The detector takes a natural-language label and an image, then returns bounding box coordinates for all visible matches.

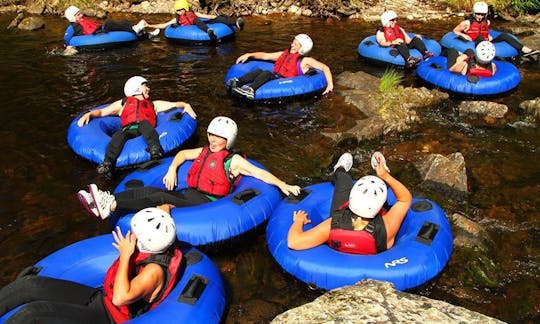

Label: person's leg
[114,187,206,213]
[212,15,236,26]
[103,129,133,167]
[329,170,354,218]
[395,43,410,60]
[236,68,264,85]
[491,32,528,52]
[137,121,162,159]
[446,48,460,69]
[193,18,217,41]
[102,19,134,32]
[5,297,110,324]
[250,70,277,90]
[182,188,213,205]
[0,275,98,316]
[409,36,429,55]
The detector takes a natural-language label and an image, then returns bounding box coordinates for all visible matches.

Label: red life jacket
[77,17,102,35]
[383,24,405,42]
[466,16,489,41]
[467,65,493,77]
[273,49,303,78]
[186,146,235,197]
[327,201,386,255]
[102,246,182,323]
[120,97,156,128]
[177,11,198,26]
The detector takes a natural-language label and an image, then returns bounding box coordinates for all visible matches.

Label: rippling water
[0,13,538,323]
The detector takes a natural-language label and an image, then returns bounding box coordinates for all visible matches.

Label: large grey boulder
[272,279,505,323]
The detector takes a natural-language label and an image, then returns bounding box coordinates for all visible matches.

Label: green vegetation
[377,68,414,134]
[446,0,540,15]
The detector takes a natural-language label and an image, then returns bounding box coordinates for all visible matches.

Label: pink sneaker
[77,190,100,219]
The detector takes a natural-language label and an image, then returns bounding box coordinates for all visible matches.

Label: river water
[0,13,538,323]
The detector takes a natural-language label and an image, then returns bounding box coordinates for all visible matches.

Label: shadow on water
[0,13,538,323]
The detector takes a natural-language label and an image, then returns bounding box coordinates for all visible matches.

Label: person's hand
[322,84,333,96]
[415,34,423,40]
[293,210,311,225]
[63,46,77,56]
[162,169,178,191]
[183,104,197,119]
[392,38,404,45]
[77,112,91,127]
[236,53,251,64]
[280,183,301,196]
[371,151,390,177]
[112,226,136,260]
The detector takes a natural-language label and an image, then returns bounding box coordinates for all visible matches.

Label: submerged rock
[272,280,505,323]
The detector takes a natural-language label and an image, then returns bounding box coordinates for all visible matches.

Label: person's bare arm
[453,20,472,41]
[77,100,123,127]
[287,211,331,250]
[301,57,333,95]
[162,147,203,190]
[230,155,301,196]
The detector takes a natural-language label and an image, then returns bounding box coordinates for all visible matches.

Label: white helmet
[295,34,313,55]
[381,10,398,28]
[207,116,238,149]
[65,6,80,23]
[475,41,496,64]
[123,76,148,97]
[349,175,387,219]
[131,208,176,254]
[473,1,488,14]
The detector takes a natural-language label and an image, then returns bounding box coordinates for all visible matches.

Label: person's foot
[148,29,160,38]
[406,56,422,68]
[132,20,145,35]
[371,151,390,173]
[77,190,100,219]
[236,17,245,30]
[522,49,539,58]
[88,184,115,220]
[423,51,434,60]
[227,77,239,89]
[148,145,162,160]
[97,162,114,179]
[207,28,217,42]
[233,85,255,99]
[333,153,353,172]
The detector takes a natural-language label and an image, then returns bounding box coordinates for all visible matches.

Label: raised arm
[162,147,203,190]
[230,155,301,196]
[373,155,412,248]
[111,227,163,306]
[301,57,333,95]
[235,51,283,64]
[77,100,123,127]
[153,100,197,118]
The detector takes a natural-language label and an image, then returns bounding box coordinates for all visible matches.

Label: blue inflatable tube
[357,33,442,66]
[224,60,328,102]
[416,56,521,96]
[64,25,138,49]
[440,30,519,58]
[266,182,454,291]
[112,156,282,247]
[0,235,226,323]
[67,105,197,168]
[164,22,235,45]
